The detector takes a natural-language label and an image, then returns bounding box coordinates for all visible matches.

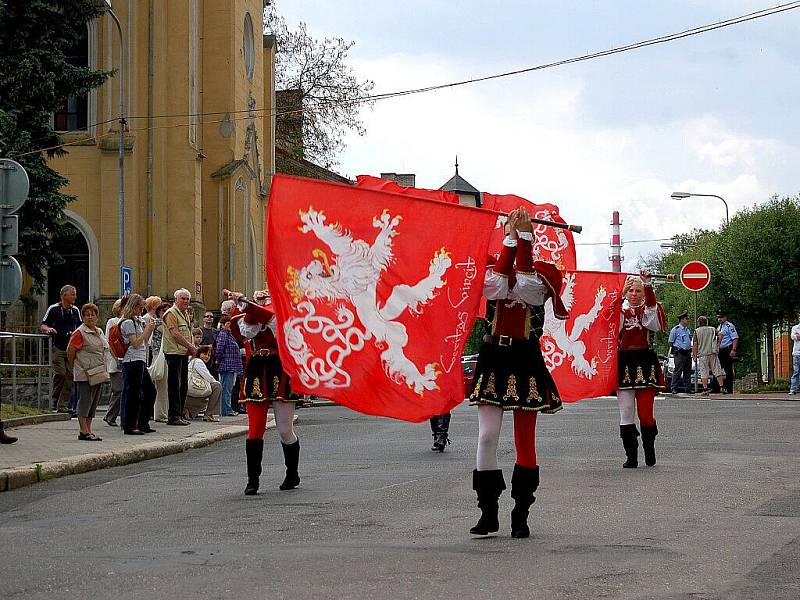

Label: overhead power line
[10,1,800,159]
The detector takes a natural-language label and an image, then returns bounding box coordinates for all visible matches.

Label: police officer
[668,311,693,393]
[716,310,738,394]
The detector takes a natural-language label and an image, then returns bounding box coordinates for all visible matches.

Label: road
[1,397,798,600]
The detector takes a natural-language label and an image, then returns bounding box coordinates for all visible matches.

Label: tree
[265,4,375,169]
[0,0,110,293]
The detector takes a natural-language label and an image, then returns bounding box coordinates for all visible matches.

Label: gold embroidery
[622,366,631,385]
[524,307,531,339]
[648,365,657,383]
[635,366,645,384]
[273,376,281,396]
[251,378,262,399]
[527,377,543,403]
[503,374,519,403]
[484,372,498,398]
[469,373,484,399]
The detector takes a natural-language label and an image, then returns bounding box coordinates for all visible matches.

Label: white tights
[617,389,637,425]
[476,404,503,471]
[272,400,298,445]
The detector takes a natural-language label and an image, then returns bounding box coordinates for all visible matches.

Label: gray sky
[277,1,800,271]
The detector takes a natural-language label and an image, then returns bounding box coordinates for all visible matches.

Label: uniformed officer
[668,311,693,393]
[716,310,738,394]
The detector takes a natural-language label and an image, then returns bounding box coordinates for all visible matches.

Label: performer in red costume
[226,288,301,495]
[616,272,666,468]
[467,208,569,538]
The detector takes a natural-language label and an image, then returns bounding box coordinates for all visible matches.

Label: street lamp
[104,1,126,294]
[671,191,729,225]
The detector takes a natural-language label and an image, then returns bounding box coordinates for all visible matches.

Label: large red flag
[482,193,577,271]
[266,175,497,422]
[541,271,629,402]
[356,175,460,204]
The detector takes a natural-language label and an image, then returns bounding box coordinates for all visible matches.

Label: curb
[0,424,250,493]
[3,412,71,429]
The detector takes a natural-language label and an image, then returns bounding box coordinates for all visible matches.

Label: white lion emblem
[284,207,452,395]
[542,273,607,378]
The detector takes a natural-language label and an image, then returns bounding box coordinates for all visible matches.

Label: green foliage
[0,0,111,293]
[740,378,790,394]
[464,318,488,356]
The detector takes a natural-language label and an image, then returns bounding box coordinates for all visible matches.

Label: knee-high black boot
[620,424,639,469]
[279,438,301,490]
[641,423,658,466]
[244,438,264,495]
[431,413,452,452]
[469,469,506,536]
[510,464,539,539]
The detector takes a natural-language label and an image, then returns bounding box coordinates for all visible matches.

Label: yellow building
[45,0,275,315]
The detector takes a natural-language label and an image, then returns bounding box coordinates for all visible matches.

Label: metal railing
[0,331,52,411]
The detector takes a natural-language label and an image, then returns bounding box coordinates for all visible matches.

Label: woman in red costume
[467,208,569,538]
[616,272,666,468]
[226,289,301,495]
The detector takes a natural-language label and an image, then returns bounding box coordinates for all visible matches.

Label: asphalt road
[1,397,798,600]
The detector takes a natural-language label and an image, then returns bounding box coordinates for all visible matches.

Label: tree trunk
[766,318,775,384]
[754,323,763,384]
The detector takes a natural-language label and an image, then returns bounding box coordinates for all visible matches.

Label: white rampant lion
[286,207,452,395]
[542,272,607,378]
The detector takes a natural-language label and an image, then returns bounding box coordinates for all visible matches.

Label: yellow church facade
[46,0,275,314]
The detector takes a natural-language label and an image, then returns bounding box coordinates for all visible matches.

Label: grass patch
[0,404,50,420]
[740,378,791,394]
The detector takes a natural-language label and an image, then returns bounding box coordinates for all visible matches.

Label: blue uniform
[717,321,738,349]
[668,324,692,351]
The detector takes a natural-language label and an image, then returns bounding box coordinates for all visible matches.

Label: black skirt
[468,340,562,413]
[617,348,665,390]
[243,354,299,403]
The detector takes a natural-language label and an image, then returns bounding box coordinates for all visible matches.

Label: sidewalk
[0,411,252,493]
[667,391,798,401]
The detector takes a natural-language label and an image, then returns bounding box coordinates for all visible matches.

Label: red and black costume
[232,297,301,495]
[467,232,568,538]
[616,281,666,468]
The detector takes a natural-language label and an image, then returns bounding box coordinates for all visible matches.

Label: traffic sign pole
[680,261,712,393]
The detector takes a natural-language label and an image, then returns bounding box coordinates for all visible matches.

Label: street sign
[680,260,711,292]
[0,215,19,255]
[120,266,132,295]
[0,159,30,215]
[0,257,23,305]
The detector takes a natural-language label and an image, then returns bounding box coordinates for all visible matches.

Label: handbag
[86,364,110,387]
[148,338,166,382]
[189,360,212,397]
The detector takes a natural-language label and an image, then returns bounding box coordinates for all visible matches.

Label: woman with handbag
[119,294,158,435]
[147,302,171,422]
[67,303,110,441]
[185,346,221,421]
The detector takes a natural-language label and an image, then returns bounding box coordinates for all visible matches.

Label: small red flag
[482,193,577,271]
[266,175,497,422]
[541,271,629,402]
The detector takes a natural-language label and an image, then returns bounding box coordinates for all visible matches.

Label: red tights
[513,410,538,468]
[636,389,657,427]
[246,402,269,440]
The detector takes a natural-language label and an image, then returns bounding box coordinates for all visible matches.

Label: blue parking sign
[120,266,132,295]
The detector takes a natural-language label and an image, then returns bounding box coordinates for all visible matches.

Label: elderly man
[41,285,82,414]
[162,288,198,426]
[668,311,693,393]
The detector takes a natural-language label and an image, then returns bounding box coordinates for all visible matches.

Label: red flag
[266,175,497,422]
[541,271,629,402]
[482,193,576,271]
[356,175,459,204]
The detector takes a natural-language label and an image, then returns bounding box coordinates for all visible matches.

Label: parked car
[660,353,700,393]
[462,354,478,390]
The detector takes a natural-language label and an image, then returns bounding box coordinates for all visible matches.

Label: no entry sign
[680,260,711,292]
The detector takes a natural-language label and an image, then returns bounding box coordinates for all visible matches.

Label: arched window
[243,12,255,81]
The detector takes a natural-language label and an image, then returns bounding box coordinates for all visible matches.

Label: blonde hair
[623,275,644,296]
[145,295,162,312]
[111,298,123,317]
[121,294,145,321]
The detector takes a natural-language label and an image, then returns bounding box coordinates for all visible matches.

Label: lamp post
[671,191,729,226]
[105,1,126,294]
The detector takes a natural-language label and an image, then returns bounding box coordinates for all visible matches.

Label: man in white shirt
[790,321,800,395]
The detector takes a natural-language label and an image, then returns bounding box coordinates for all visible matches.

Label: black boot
[0,422,17,445]
[430,413,452,452]
[510,464,539,539]
[469,469,506,537]
[641,423,658,466]
[279,438,301,490]
[620,424,639,469]
[244,438,263,495]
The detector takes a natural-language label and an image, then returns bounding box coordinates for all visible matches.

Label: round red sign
[680,260,711,292]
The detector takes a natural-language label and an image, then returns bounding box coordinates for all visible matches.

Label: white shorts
[699,354,724,380]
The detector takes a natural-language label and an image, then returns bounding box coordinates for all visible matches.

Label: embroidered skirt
[243,354,299,403]
[617,348,665,390]
[468,340,562,413]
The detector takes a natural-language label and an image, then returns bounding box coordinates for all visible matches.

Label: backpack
[108,319,130,359]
